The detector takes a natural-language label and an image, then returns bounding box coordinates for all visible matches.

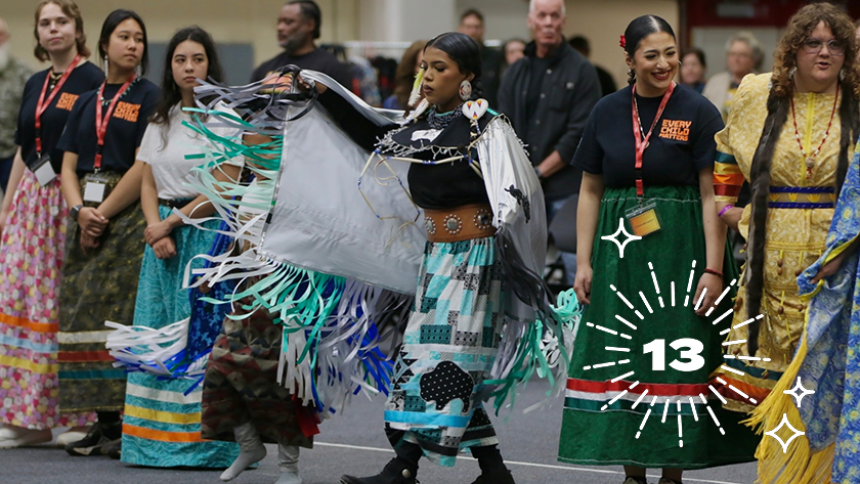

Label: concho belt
[423,203,496,242]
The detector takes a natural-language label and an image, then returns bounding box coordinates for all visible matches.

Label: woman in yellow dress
[710,3,859,413]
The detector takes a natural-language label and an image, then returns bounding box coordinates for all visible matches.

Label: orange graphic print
[55,92,80,111]
[113,102,140,123]
[659,119,691,142]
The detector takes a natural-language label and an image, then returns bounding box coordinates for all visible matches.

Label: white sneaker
[0,425,53,448]
[55,426,91,447]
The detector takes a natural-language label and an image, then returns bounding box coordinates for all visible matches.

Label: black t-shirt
[317,89,489,210]
[400,116,490,210]
[573,84,724,188]
[58,78,160,175]
[15,62,104,173]
[250,48,353,88]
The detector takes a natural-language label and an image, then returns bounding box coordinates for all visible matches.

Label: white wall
[457,0,531,42]
[3,0,360,70]
[4,0,679,88]
[358,0,457,41]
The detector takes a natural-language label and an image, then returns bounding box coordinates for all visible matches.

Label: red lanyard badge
[631,82,675,197]
[34,54,81,155]
[94,74,136,171]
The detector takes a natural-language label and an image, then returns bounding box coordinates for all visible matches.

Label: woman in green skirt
[558,15,758,484]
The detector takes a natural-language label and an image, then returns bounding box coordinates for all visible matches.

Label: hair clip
[620,35,627,49]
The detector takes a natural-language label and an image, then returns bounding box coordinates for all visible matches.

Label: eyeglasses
[803,38,845,56]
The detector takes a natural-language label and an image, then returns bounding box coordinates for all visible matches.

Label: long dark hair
[98,9,149,75]
[623,15,676,85]
[743,3,860,356]
[151,26,224,129]
[424,32,483,100]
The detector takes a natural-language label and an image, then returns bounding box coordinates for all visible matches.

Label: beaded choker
[427,105,464,130]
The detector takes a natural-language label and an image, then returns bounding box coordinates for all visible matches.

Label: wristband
[534,166,542,178]
[718,205,734,218]
[704,268,724,278]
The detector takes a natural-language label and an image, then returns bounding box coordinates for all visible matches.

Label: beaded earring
[459,80,472,101]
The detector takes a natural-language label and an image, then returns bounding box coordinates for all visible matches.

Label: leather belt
[158,198,193,209]
[424,203,496,243]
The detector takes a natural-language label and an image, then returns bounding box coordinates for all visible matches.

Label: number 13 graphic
[643,338,705,372]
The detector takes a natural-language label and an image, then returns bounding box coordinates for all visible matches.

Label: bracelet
[704,268,724,278]
[534,166,542,178]
[718,205,735,218]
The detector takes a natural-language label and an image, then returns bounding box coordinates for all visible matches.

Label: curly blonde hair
[771,2,860,98]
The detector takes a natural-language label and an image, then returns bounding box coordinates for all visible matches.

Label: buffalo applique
[419,361,475,412]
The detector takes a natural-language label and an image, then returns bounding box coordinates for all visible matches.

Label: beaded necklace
[99,77,139,105]
[427,104,464,130]
[790,83,839,181]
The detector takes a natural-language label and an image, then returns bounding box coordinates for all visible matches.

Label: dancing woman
[711,3,859,415]
[713,4,860,484]
[308,33,558,484]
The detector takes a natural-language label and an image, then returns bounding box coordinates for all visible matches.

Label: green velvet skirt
[558,185,758,469]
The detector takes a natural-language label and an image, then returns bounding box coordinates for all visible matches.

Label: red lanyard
[631,82,675,197]
[94,74,136,170]
[34,54,81,155]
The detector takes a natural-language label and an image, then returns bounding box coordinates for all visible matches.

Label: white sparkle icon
[601,218,642,259]
[783,377,815,408]
[764,413,805,453]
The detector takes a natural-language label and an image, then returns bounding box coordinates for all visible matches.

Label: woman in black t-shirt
[557,16,757,484]
[0,0,103,450]
[56,8,159,458]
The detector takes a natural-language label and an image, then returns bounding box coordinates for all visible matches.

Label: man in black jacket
[498,0,600,286]
[250,0,352,87]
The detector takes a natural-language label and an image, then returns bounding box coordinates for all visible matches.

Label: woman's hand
[719,207,743,232]
[811,250,851,284]
[78,207,108,238]
[144,220,174,246]
[693,273,723,316]
[573,264,594,305]
[152,236,177,260]
[80,231,100,254]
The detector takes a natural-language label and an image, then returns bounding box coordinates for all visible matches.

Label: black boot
[340,429,421,484]
[340,457,418,484]
[469,445,515,484]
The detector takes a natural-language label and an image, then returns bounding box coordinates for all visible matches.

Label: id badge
[625,201,661,237]
[33,154,57,187]
[83,173,108,203]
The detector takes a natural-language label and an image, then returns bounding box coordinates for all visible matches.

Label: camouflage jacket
[0,56,34,157]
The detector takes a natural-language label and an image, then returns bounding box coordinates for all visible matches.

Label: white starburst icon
[764,413,805,453]
[783,377,815,408]
[601,218,642,259]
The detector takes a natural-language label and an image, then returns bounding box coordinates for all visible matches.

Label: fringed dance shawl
[108,69,580,416]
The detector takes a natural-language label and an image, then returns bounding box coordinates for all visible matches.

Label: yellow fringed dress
[711,73,839,411]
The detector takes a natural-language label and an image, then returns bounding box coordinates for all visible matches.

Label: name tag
[625,202,661,237]
[33,154,57,187]
[82,173,109,203]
